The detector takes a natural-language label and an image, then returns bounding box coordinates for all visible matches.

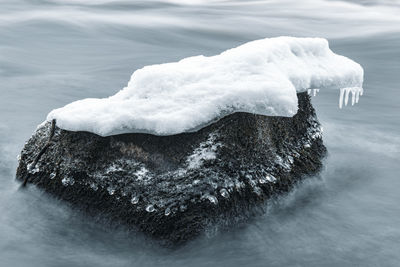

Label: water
[1,0,399,266]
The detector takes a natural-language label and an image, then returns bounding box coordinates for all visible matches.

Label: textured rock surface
[16,92,326,245]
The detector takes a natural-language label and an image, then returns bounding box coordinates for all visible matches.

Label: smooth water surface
[0,0,399,266]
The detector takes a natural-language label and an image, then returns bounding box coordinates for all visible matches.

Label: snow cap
[47,37,363,136]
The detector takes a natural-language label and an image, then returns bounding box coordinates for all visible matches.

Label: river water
[0,0,399,266]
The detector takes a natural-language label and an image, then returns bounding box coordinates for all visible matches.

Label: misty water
[1,0,399,266]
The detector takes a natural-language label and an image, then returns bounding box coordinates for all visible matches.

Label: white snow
[47,37,364,136]
[186,133,221,169]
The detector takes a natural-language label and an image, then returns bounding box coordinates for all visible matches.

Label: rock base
[16,92,326,245]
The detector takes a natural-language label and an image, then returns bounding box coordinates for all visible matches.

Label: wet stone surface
[16,92,326,245]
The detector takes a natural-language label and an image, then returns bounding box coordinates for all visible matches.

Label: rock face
[16,92,326,245]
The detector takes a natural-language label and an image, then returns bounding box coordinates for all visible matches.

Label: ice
[308,88,322,97]
[339,87,364,108]
[254,187,263,196]
[107,186,116,195]
[90,182,98,191]
[61,176,75,186]
[47,37,364,136]
[164,207,171,216]
[220,188,229,198]
[27,162,39,174]
[130,196,139,204]
[201,194,218,204]
[265,174,277,183]
[134,166,149,181]
[146,204,155,213]
[180,205,187,212]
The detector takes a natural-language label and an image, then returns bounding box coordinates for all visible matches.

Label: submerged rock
[16,92,326,245]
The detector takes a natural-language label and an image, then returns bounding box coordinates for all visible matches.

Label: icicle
[344,88,350,106]
[307,89,312,95]
[339,87,363,109]
[339,88,345,109]
[355,90,360,103]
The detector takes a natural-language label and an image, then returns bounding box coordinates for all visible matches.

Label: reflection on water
[0,0,399,266]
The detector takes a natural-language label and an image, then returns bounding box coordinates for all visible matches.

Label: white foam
[47,37,363,136]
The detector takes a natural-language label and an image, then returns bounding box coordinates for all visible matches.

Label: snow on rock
[186,133,221,169]
[47,37,364,136]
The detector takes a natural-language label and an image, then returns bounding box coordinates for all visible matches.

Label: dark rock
[16,92,326,245]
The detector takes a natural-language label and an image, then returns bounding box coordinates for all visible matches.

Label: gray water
[1,0,400,266]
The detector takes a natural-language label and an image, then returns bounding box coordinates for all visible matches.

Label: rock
[16,92,326,245]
